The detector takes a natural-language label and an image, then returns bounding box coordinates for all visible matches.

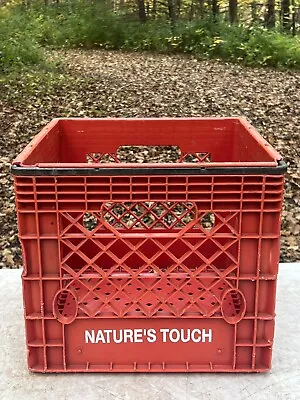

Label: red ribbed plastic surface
[12,118,285,373]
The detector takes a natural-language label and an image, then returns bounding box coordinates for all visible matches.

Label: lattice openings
[59,205,239,319]
[102,201,196,230]
[86,146,211,164]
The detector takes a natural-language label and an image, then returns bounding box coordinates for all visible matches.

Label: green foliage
[171,21,300,68]
[0,1,300,73]
[0,7,45,71]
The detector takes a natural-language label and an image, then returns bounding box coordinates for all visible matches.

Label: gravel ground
[0,49,299,267]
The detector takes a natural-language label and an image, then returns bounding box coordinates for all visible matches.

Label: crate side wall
[14,173,284,373]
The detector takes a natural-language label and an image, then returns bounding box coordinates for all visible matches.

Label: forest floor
[0,49,299,267]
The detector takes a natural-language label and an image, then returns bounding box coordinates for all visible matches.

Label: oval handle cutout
[53,289,78,324]
[221,288,246,324]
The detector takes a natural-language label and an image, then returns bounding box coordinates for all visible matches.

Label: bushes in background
[0,1,300,72]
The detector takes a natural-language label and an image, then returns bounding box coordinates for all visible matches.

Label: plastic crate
[12,118,286,373]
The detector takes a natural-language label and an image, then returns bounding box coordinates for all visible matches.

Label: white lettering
[202,329,212,343]
[181,329,191,343]
[169,329,180,343]
[85,330,95,344]
[134,329,143,343]
[147,329,156,343]
[123,329,133,343]
[113,329,123,344]
[160,328,169,343]
[191,328,202,343]
[84,328,213,344]
[104,329,112,343]
[95,330,105,344]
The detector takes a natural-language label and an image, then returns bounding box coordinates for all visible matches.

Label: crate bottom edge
[29,364,271,373]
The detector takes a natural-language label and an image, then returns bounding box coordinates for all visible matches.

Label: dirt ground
[0,50,299,267]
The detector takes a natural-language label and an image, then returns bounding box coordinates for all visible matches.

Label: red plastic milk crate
[12,118,286,373]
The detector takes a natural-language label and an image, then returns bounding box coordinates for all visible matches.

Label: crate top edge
[11,160,287,176]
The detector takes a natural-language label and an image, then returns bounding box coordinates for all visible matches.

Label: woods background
[17,0,300,34]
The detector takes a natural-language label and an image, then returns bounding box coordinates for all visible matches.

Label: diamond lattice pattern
[60,204,239,318]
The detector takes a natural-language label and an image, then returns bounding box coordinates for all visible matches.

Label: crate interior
[15,118,278,166]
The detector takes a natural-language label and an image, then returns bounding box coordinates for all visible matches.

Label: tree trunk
[136,0,147,22]
[281,0,290,30]
[176,0,182,17]
[229,0,238,23]
[265,0,275,27]
[198,0,205,18]
[152,0,157,16]
[211,0,219,19]
[251,2,258,23]
[189,0,195,20]
[167,0,177,24]
[291,0,296,35]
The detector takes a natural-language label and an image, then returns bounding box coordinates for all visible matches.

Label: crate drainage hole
[221,289,246,324]
[53,289,78,324]
[83,212,99,231]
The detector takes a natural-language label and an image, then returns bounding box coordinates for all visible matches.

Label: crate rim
[11,117,286,176]
[11,160,287,176]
